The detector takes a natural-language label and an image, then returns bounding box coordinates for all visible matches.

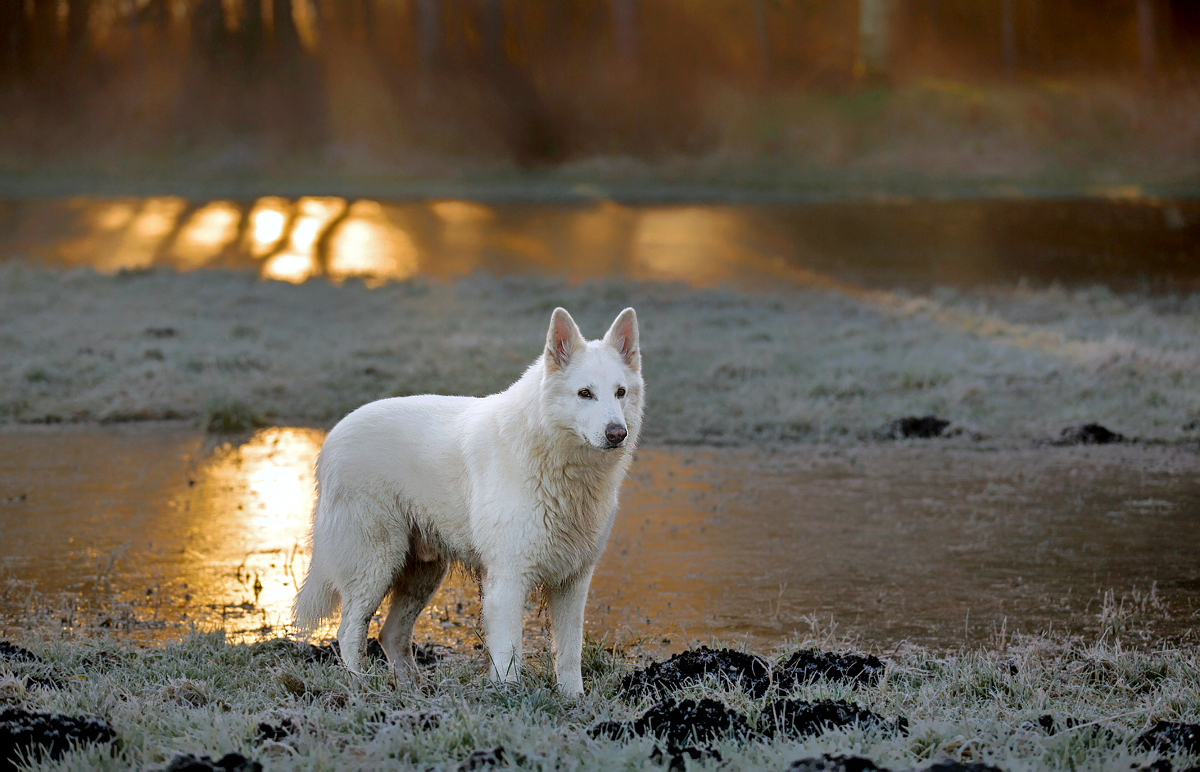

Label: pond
[1,196,1198,292]
[2,425,1197,652]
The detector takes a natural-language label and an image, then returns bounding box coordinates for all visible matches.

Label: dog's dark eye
[616,387,626,398]
[578,388,593,400]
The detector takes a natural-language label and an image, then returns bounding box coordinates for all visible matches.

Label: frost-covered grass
[1,265,1198,445]
[1,629,1198,771]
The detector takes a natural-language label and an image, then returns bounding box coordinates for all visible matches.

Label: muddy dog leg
[379,555,449,674]
[336,570,394,675]
[548,567,594,696]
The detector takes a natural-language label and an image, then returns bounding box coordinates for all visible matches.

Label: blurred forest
[1,0,1199,189]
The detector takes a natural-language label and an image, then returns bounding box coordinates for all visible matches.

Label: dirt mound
[1137,721,1200,754]
[1057,423,1125,445]
[455,746,508,771]
[786,757,1005,772]
[759,699,908,739]
[620,647,772,698]
[164,753,262,772]
[888,416,950,439]
[651,743,721,771]
[0,708,117,768]
[778,650,887,687]
[788,756,889,772]
[591,697,753,747]
[0,642,39,662]
[255,718,299,743]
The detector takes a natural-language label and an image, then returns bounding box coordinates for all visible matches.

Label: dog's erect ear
[545,307,586,372]
[603,307,640,371]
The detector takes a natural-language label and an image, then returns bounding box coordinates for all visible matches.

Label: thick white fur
[292,307,643,695]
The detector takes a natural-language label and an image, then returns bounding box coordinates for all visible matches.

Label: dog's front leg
[548,567,594,696]
[482,571,528,684]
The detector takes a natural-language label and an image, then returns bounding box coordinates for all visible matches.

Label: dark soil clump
[591,697,753,747]
[1058,423,1125,445]
[651,743,721,771]
[1137,721,1200,754]
[759,699,908,739]
[0,708,117,768]
[778,649,887,688]
[888,416,950,439]
[0,642,39,662]
[787,755,890,771]
[455,746,508,771]
[255,719,298,743]
[164,752,262,772]
[620,646,772,698]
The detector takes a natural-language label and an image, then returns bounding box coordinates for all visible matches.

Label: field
[1,265,1199,445]
[2,266,1199,770]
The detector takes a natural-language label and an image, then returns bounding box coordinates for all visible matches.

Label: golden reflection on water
[33,196,772,290]
[171,201,241,268]
[327,200,419,286]
[632,207,744,283]
[261,196,347,283]
[246,197,290,257]
[177,427,322,635]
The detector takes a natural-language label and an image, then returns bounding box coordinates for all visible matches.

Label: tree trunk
[609,0,637,73]
[414,0,442,70]
[272,0,300,53]
[1137,0,1156,77]
[857,0,890,78]
[753,0,770,77]
[32,0,56,67]
[1001,0,1016,78]
[66,0,91,59]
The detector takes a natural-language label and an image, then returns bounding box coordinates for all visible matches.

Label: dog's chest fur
[524,457,619,580]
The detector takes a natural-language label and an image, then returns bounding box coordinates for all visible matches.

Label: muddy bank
[1,266,1198,445]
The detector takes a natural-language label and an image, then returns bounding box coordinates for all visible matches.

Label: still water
[1,197,1198,291]
[2,425,1197,652]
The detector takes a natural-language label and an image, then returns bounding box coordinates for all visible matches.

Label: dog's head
[541,307,643,452]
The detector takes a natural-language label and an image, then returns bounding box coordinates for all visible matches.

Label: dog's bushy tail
[292,569,340,636]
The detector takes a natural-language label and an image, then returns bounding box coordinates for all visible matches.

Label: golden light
[171,200,241,268]
[632,207,742,284]
[262,252,317,284]
[291,0,320,51]
[258,197,346,283]
[246,197,290,257]
[327,200,420,286]
[430,200,493,224]
[99,196,187,272]
[92,201,137,231]
[182,427,324,636]
[288,197,347,253]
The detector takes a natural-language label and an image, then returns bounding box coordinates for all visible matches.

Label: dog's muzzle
[603,423,628,448]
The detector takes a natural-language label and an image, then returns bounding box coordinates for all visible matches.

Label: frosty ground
[2,266,1199,770]
[1,265,1198,445]
[2,628,1199,772]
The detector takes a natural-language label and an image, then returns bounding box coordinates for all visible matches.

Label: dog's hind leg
[379,554,448,675]
[336,570,395,675]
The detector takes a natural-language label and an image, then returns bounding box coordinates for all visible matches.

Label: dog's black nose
[604,423,627,446]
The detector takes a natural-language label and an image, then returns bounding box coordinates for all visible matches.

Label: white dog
[292,307,643,695]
